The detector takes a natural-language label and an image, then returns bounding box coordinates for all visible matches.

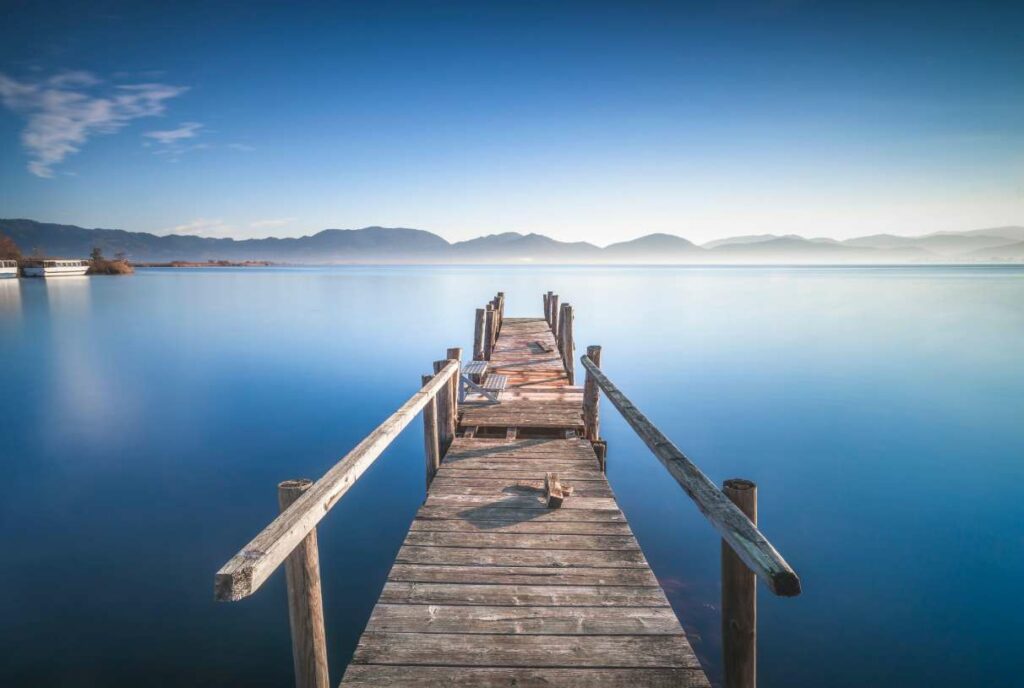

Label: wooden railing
[214,355,461,688]
[580,350,800,687]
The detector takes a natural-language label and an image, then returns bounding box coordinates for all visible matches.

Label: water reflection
[41,275,92,315]
[0,279,21,315]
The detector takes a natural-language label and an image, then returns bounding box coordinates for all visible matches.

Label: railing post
[432,360,453,455]
[446,347,462,441]
[473,308,485,361]
[549,293,560,337]
[583,345,601,441]
[483,304,496,360]
[722,478,757,688]
[277,479,329,688]
[560,303,574,384]
[422,374,440,488]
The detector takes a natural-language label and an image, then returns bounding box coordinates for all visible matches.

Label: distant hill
[965,239,1024,259]
[1,218,1022,264]
[603,233,703,261]
[842,232,1017,256]
[451,233,602,262]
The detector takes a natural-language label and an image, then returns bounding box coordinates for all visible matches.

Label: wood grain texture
[723,479,757,688]
[277,480,329,688]
[215,360,459,601]
[579,354,801,597]
[341,666,710,687]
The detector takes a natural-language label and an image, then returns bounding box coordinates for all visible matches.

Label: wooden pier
[216,292,800,688]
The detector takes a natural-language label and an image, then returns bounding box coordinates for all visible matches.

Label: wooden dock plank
[407,518,634,535]
[352,632,703,668]
[386,564,660,587]
[377,582,670,607]
[365,604,685,635]
[341,666,710,687]
[340,315,709,687]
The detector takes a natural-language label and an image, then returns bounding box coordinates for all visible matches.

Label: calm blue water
[1,266,1022,687]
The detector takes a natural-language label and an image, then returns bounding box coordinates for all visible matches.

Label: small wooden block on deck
[545,471,573,508]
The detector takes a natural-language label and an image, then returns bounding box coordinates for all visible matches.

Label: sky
[0,0,1021,244]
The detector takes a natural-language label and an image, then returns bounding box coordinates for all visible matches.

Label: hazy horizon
[1,1,1022,244]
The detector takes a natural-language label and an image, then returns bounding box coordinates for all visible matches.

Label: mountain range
[2,218,1023,264]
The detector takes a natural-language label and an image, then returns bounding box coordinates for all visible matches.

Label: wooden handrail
[215,360,460,601]
[579,355,801,597]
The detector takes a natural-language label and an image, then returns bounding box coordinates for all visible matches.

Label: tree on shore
[0,233,21,260]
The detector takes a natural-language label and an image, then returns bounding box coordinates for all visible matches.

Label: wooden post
[549,294,559,337]
[560,303,574,384]
[497,292,505,334]
[722,478,757,688]
[483,304,495,360]
[543,292,550,324]
[422,374,441,488]
[446,347,462,441]
[473,308,485,361]
[433,360,453,454]
[277,479,329,688]
[593,440,607,473]
[583,345,601,441]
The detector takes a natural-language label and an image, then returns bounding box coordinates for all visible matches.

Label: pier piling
[722,479,758,688]
[277,479,329,688]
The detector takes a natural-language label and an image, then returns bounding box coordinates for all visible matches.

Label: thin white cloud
[249,217,297,229]
[144,121,203,145]
[160,218,234,237]
[0,70,187,178]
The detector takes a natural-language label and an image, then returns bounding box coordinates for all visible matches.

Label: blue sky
[0,0,1021,243]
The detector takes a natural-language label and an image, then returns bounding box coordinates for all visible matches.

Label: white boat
[0,259,17,278]
[22,259,90,278]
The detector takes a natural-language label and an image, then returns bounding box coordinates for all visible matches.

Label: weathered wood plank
[402,531,640,551]
[386,564,659,586]
[341,665,711,687]
[408,518,633,535]
[352,632,702,668]
[428,479,611,498]
[395,545,648,568]
[436,468,606,480]
[579,355,801,597]
[378,582,670,606]
[416,504,626,522]
[423,494,618,510]
[214,360,459,601]
[365,604,684,635]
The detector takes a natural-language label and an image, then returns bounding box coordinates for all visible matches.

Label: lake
[1,266,1022,687]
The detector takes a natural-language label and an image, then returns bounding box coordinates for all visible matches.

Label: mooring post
[722,478,757,688]
[432,360,453,454]
[483,304,496,360]
[496,292,505,335]
[560,303,574,384]
[277,479,329,688]
[422,374,441,488]
[543,292,550,324]
[583,345,601,441]
[549,293,560,337]
[473,308,485,361]
[593,440,608,473]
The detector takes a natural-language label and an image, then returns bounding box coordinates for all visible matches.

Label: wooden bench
[460,372,507,403]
